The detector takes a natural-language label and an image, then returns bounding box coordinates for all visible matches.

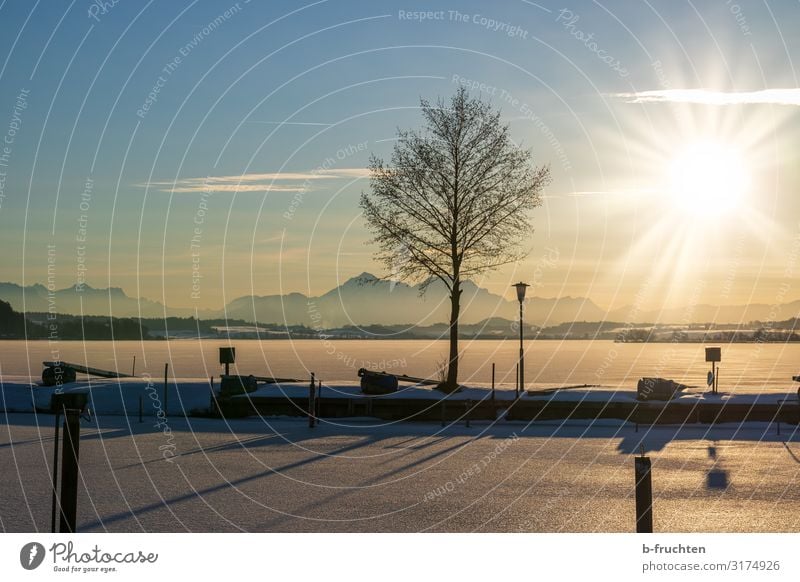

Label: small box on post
[705,347,722,394]
[219,347,236,376]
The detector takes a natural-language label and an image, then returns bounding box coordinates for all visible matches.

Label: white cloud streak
[140,168,371,194]
[616,88,800,106]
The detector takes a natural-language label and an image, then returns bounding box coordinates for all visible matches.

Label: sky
[0,0,799,315]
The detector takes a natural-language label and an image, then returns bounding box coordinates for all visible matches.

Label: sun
[667,141,750,216]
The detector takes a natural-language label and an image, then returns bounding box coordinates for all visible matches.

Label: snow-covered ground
[1,413,798,532]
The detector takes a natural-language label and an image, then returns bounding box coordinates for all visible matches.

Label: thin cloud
[168,184,306,193]
[139,168,371,194]
[616,88,800,106]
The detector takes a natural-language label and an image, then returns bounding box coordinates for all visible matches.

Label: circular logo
[20,542,46,570]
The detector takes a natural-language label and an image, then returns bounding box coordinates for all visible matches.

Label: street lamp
[513,282,529,398]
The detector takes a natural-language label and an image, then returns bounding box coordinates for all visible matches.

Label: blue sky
[1,0,798,312]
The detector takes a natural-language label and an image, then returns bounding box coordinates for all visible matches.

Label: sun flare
[667,141,750,216]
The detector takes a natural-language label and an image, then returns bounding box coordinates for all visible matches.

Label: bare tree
[360,87,550,391]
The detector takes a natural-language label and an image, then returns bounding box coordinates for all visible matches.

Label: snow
[1,376,214,415]
[2,375,797,416]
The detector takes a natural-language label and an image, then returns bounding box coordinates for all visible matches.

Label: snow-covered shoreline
[1,375,796,417]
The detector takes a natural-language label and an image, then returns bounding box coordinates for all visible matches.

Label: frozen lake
[1,339,798,392]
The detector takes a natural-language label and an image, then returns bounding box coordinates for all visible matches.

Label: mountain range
[1,275,798,327]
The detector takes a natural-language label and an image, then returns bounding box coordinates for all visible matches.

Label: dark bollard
[138,396,143,423]
[59,409,81,533]
[209,376,215,414]
[465,399,471,428]
[50,407,62,533]
[163,363,169,417]
[491,363,496,405]
[308,373,316,428]
[316,379,322,420]
[440,400,446,428]
[634,455,654,533]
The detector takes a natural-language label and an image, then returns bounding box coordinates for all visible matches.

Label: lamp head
[513,282,529,303]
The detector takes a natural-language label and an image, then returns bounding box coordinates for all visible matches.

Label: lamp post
[513,282,529,398]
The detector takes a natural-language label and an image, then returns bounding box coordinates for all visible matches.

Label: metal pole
[163,363,169,417]
[491,363,495,405]
[634,455,654,533]
[308,373,316,428]
[209,376,215,413]
[138,396,143,423]
[519,300,524,396]
[50,407,62,533]
[58,409,81,533]
[316,378,322,420]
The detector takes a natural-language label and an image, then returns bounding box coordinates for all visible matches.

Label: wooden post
[209,376,215,413]
[163,363,169,417]
[50,407,62,533]
[316,379,322,420]
[491,363,496,405]
[131,355,136,377]
[308,373,316,428]
[635,455,654,533]
[58,409,81,533]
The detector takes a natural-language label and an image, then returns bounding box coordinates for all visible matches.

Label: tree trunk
[443,282,461,392]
